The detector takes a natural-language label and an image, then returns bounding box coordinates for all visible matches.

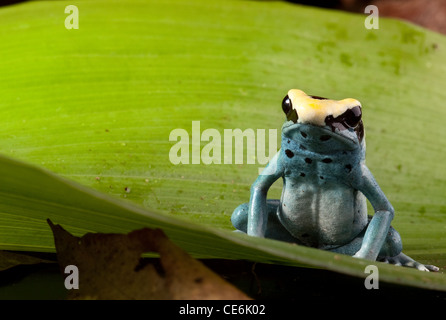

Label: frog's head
[281,89,364,153]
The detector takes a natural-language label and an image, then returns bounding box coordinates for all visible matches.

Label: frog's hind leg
[376,225,439,271]
[335,220,440,272]
[231,201,251,233]
[231,200,299,243]
[379,252,439,272]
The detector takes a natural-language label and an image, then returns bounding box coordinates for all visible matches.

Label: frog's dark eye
[324,105,363,142]
[282,95,292,114]
[343,106,362,128]
[282,95,298,123]
[325,106,362,130]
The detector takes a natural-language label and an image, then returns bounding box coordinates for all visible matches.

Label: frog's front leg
[246,152,284,237]
[352,165,395,261]
[231,199,299,243]
[231,200,279,234]
[352,165,439,271]
[231,152,287,239]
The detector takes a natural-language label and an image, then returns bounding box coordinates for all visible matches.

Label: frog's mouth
[282,122,361,152]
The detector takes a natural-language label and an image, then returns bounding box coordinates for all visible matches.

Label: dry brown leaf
[47,219,250,300]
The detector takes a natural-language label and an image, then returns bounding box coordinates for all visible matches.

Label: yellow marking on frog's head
[287,89,361,126]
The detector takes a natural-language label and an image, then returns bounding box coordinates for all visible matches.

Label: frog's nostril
[320,135,331,141]
[300,131,307,138]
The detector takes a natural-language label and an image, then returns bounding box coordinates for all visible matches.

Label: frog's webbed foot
[379,252,439,272]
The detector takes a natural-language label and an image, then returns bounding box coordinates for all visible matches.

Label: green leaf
[0,0,445,291]
[0,153,446,292]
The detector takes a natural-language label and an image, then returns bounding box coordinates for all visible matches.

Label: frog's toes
[417,264,440,272]
[379,253,439,272]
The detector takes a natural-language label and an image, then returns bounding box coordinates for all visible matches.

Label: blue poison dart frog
[231,89,439,272]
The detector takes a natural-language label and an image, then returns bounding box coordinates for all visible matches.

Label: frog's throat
[282,122,360,151]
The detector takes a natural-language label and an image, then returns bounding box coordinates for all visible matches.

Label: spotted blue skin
[231,99,438,271]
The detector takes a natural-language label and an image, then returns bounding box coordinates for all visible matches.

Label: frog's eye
[282,95,298,123]
[325,106,362,130]
[282,95,292,114]
[325,105,364,141]
[343,106,362,128]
